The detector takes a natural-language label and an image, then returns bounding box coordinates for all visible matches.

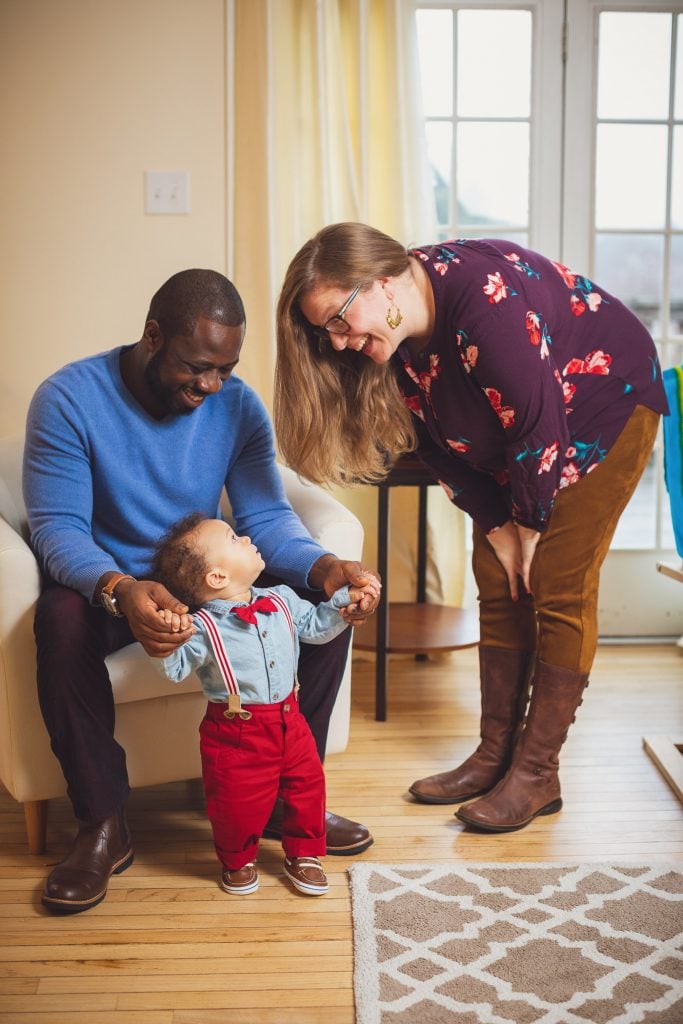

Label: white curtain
[226,0,467,607]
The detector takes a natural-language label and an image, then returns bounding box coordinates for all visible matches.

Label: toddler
[151,513,363,897]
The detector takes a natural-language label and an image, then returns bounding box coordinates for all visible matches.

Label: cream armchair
[0,433,363,855]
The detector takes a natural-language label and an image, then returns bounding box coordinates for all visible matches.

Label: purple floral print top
[395,239,668,533]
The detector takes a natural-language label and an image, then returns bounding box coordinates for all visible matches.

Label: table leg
[416,483,428,663]
[375,484,389,721]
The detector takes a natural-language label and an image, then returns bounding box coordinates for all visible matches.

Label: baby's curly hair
[151,513,211,610]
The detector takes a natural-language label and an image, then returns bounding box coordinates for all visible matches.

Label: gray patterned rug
[348,862,683,1024]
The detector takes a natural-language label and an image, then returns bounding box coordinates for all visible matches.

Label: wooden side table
[353,454,479,721]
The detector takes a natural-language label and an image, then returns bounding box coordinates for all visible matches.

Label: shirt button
[262,630,268,637]
[269,661,275,668]
[273,692,279,700]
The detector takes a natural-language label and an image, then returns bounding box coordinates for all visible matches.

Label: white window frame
[413,0,566,255]
[411,0,683,636]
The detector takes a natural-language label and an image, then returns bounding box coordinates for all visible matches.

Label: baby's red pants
[199,692,326,871]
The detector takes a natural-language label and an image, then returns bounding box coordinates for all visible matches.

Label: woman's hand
[486,521,523,600]
[516,524,541,595]
[486,521,540,600]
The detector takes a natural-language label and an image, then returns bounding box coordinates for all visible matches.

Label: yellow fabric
[227,0,465,607]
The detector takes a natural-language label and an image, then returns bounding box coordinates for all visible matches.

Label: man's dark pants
[35,575,351,824]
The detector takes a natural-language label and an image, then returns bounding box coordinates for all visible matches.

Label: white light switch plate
[145,170,191,214]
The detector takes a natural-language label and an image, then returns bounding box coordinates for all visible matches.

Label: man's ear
[142,319,165,354]
[206,567,229,592]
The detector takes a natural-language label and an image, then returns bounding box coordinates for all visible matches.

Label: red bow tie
[231,596,278,625]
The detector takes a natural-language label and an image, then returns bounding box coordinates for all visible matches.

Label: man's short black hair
[147,269,246,340]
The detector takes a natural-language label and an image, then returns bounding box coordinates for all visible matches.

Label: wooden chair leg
[23,799,48,855]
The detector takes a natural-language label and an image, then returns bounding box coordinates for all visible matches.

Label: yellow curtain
[227,0,467,607]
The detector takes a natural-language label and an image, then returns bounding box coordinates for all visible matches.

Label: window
[589,9,682,549]
[414,0,683,633]
[416,6,533,246]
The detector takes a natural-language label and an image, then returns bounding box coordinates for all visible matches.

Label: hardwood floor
[1,644,681,1023]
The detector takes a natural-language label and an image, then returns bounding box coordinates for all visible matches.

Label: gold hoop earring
[386,303,403,330]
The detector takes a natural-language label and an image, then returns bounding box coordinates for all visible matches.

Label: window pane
[458,228,529,248]
[594,234,663,336]
[673,126,683,230]
[456,122,529,227]
[425,121,452,225]
[595,125,668,230]
[670,234,683,338]
[416,9,453,117]
[675,14,683,120]
[612,456,656,549]
[661,496,676,551]
[457,10,531,118]
[597,13,671,120]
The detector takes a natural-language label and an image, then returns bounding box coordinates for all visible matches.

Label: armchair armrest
[0,514,45,800]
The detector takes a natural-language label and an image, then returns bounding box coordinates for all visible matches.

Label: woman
[274,222,668,833]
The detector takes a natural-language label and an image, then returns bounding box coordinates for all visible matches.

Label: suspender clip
[224,692,252,720]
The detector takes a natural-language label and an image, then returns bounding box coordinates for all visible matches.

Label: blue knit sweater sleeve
[23,375,121,599]
[223,393,332,587]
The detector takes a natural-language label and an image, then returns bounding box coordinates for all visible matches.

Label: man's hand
[115,579,195,657]
[309,555,382,623]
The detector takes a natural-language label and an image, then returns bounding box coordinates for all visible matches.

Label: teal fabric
[663,366,683,557]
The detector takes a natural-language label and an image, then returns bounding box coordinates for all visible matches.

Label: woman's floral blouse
[396,239,668,533]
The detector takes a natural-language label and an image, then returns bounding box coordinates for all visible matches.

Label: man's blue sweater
[23,346,328,601]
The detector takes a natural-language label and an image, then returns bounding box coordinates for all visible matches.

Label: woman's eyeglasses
[313,285,361,345]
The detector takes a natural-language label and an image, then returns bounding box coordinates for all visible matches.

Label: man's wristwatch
[100,573,136,617]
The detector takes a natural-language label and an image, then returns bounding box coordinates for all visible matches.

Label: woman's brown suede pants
[472,405,660,674]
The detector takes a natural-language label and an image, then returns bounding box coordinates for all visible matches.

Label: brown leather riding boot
[42,807,133,914]
[456,660,589,832]
[409,645,533,804]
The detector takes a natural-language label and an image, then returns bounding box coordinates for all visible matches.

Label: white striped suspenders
[194,590,297,720]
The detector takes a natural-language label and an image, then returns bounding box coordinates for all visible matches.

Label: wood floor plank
[0,979,39,994]
[173,1010,350,1024]
[37,970,352,994]
[0,994,117,1012]
[0,1015,172,1024]
[4,956,349,979]
[0,643,681,1024]
[0,940,350,963]
[117,989,355,1010]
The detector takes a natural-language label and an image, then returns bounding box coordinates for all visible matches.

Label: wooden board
[643,735,683,803]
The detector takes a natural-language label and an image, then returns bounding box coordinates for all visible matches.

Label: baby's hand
[346,585,369,606]
[341,581,382,624]
[157,607,193,633]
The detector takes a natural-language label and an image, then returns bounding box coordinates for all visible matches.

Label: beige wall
[0,0,228,437]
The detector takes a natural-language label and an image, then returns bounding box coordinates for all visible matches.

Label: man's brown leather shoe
[322,810,373,855]
[42,808,133,914]
[263,800,373,856]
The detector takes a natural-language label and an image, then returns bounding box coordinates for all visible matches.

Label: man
[23,269,379,915]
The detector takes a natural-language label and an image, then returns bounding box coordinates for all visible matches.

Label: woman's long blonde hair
[274,222,417,486]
